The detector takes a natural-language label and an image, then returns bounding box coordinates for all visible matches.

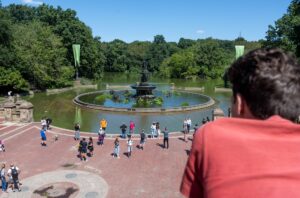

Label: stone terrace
[0,122,193,198]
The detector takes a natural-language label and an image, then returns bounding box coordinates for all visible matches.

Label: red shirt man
[181,116,300,198]
[181,48,300,197]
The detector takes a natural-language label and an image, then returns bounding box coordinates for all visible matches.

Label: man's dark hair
[228,48,300,121]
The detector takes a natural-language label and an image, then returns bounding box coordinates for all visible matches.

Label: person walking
[1,163,7,193]
[7,164,21,192]
[120,123,127,139]
[100,118,107,131]
[113,137,120,158]
[74,123,80,141]
[127,137,133,158]
[88,137,94,157]
[139,129,146,150]
[163,127,169,149]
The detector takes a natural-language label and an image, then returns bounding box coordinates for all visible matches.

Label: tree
[264,0,300,57]
[193,39,233,78]
[0,67,29,93]
[147,35,170,72]
[178,38,196,49]
[12,21,71,89]
[160,51,198,79]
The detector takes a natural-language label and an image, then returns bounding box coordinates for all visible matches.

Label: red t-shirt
[180,116,300,198]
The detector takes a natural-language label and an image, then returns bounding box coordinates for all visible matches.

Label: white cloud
[196,29,205,34]
[21,0,43,5]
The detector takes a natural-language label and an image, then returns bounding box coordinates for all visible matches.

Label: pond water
[25,73,232,134]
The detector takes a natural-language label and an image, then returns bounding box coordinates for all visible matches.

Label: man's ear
[235,94,244,116]
[234,94,254,118]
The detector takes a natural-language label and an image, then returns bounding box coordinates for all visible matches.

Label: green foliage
[12,21,70,90]
[0,4,106,89]
[178,38,196,49]
[264,0,300,57]
[95,93,112,105]
[0,67,29,93]
[181,102,189,107]
[147,35,170,72]
[153,97,163,106]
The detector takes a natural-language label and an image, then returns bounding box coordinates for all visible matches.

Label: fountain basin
[73,90,215,113]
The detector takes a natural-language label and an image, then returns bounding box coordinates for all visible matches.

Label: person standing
[156,122,161,139]
[183,119,188,142]
[127,137,133,158]
[139,129,146,150]
[1,164,7,193]
[98,128,105,146]
[129,121,135,138]
[151,123,156,138]
[7,164,21,192]
[74,123,80,141]
[187,118,192,133]
[46,118,52,130]
[163,127,169,149]
[113,137,120,158]
[40,128,47,146]
[81,138,88,161]
[88,137,94,157]
[120,123,127,139]
[100,118,107,131]
[41,118,47,129]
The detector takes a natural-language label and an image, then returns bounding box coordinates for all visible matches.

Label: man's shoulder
[198,116,298,137]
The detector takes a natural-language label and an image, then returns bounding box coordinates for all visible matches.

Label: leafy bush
[95,94,112,105]
[181,102,189,107]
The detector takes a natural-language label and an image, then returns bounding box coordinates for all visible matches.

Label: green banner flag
[235,45,244,60]
[72,44,80,67]
[75,106,82,125]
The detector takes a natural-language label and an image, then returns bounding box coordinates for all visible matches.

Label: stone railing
[0,96,33,123]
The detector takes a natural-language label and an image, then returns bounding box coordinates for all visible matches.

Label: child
[127,137,133,158]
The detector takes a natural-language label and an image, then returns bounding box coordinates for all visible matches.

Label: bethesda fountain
[131,62,156,99]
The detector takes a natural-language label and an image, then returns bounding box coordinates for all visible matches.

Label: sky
[2,0,292,42]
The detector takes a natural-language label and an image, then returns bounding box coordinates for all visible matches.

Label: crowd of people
[70,117,207,160]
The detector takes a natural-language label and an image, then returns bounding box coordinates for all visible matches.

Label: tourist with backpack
[7,164,21,192]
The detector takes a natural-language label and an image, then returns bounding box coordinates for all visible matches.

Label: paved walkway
[0,170,108,198]
[0,122,193,198]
